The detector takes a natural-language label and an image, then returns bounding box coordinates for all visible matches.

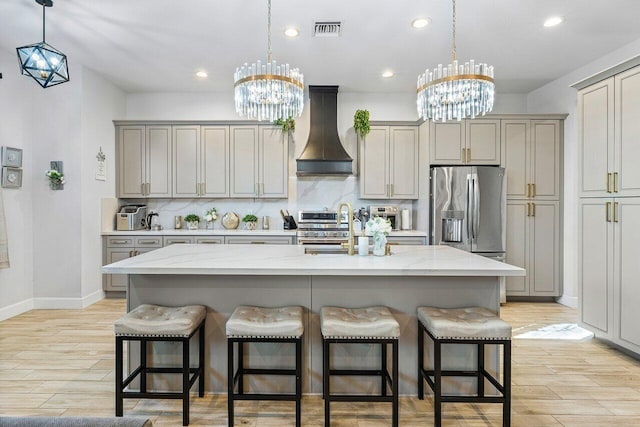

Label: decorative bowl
[222,212,240,229]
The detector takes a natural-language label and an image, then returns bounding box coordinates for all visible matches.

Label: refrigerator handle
[472,175,480,239]
[466,175,473,240]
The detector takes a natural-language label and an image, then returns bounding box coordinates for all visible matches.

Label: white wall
[0,49,36,319]
[80,68,126,300]
[0,50,125,318]
[527,37,640,308]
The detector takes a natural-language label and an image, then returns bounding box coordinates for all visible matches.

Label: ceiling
[1,0,640,94]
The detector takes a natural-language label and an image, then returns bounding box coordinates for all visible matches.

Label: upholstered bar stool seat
[114,304,206,426]
[417,306,512,427]
[321,306,400,427]
[226,306,304,427]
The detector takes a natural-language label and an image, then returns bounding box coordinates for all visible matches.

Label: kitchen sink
[304,247,349,255]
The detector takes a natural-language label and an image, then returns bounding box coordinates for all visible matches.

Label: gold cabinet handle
[128,250,133,257]
[462,147,466,163]
[390,183,394,197]
[613,202,619,223]
[467,148,471,163]
[111,240,129,245]
[138,240,159,245]
[606,202,611,222]
[147,183,151,196]
[614,172,619,193]
[532,183,536,198]
[607,173,612,193]
[250,241,265,244]
[526,184,531,198]
[526,203,531,217]
[532,202,535,217]
[141,183,145,196]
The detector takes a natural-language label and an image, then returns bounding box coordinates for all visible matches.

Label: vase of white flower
[204,207,218,230]
[365,216,392,256]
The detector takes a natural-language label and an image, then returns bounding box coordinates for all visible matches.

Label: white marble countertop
[102,244,524,277]
[101,229,428,237]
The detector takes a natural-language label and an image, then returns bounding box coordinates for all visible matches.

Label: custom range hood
[297,85,353,175]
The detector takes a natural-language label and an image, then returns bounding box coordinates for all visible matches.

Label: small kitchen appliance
[368,205,400,231]
[116,205,148,231]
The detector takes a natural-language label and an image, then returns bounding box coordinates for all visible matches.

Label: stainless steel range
[296,210,349,245]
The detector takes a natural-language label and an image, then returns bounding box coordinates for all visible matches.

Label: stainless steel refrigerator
[430,166,507,302]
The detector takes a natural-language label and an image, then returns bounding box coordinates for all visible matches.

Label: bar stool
[114,304,206,426]
[417,307,512,427]
[226,306,303,427]
[321,306,400,427]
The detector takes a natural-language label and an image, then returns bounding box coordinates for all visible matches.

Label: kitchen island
[102,244,524,395]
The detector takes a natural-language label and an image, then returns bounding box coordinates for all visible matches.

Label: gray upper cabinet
[360,126,419,199]
[230,125,288,198]
[430,119,500,165]
[172,125,229,198]
[614,66,640,197]
[502,120,561,200]
[117,125,172,198]
[578,78,614,197]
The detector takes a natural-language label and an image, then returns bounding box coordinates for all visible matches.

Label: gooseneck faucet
[337,202,355,255]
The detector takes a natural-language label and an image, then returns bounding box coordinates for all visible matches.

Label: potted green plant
[353,109,370,139]
[273,116,295,134]
[184,214,200,230]
[242,214,258,230]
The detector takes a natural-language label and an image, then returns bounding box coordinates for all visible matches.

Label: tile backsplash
[119,176,418,231]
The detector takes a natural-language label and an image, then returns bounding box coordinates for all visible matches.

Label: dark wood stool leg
[228,340,234,427]
[182,337,190,426]
[477,342,485,397]
[199,324,205,397]
[503,341,511,427]
[381,342,387,396]
[237,341,244,394]
[140,339,147,394]
[434,338,442,427]
[296,337,302,427]
[417,321,424,400]
[392,339,399,427]
[323,339,330,427]
[115,337,123,417]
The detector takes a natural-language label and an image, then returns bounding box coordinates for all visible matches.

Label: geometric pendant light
[416,0,494,121]
[233,0,304,121]
[16,0,70,88]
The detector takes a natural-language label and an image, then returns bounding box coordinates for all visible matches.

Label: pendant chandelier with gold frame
[416,0,494,121]
[234,0,304,121]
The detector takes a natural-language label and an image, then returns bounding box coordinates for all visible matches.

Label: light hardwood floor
[1,300,640,426]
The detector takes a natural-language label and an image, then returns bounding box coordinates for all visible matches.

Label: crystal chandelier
[16,0,69,88]
[234,0,304,121]
[416,0,494,122]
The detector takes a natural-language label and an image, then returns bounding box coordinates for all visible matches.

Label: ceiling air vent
[314,21,341,37]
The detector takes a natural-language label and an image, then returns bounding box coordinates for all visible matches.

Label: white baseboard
[33,290,105,310]
[0,298,34,321]
[557,295,578,308]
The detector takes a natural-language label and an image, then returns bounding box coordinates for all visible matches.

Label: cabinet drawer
[106,237,134,247]
[225,236,293,245]
[195,237,224,244]
[386,236,426,245]
[134,237,163,248]
[164,236,195,245]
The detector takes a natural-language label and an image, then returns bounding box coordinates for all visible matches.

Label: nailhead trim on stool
[226,306,303,427]
[417,306,512,427]
[114,304,206,426]
[321,306,400,427]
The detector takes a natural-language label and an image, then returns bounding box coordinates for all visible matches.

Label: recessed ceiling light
[411,18,431,29]
[382,70,394,78]
[284,27,300,37]
[543,16,563,27]
[195,71,208,78]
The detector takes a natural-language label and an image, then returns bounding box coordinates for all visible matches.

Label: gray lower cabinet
[103,236,162,291]
[195,237,224,244]
[225,236,294,245]
[386,236,427,245]
[164,236,195,245]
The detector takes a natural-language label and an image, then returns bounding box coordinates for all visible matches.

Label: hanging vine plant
[353,109,370,139]
[273,116,296,134]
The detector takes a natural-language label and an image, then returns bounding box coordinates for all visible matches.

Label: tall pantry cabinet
[578,64,640,355]
[502,119,562,297]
